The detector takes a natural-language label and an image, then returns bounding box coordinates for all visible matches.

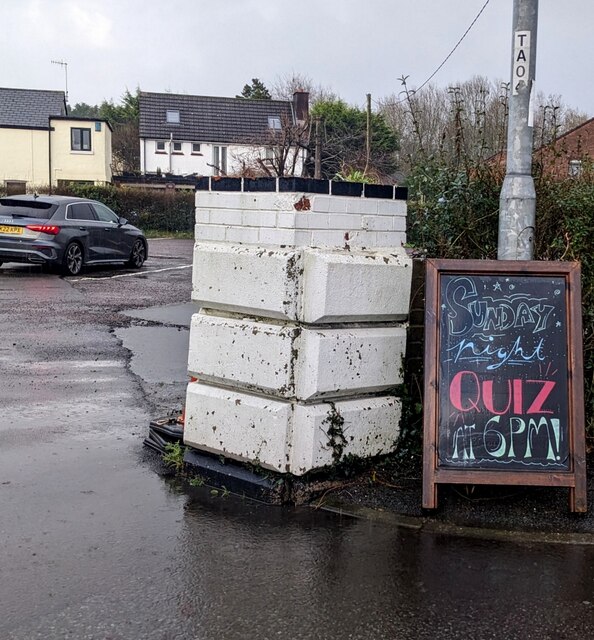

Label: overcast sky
[1,0,590,114]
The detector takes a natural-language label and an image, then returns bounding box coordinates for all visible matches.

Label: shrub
[48,184,195,233]
[407,161,594,443]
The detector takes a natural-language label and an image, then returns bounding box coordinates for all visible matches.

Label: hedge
[406,160,594,444]
[47,184,195,234]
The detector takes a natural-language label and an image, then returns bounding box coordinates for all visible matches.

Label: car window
[93,203,120,224]
[68,203,97,221]
[0,199,57,219]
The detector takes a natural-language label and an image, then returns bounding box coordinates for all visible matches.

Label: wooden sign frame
[423,259,587,512]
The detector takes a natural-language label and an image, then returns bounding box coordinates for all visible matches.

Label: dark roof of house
[139,91,295,144]
[0,87,67,129]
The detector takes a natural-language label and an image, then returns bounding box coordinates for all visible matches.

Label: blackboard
[422,259,587,512]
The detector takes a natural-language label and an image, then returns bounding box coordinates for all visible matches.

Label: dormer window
[166,110,180,124]
[268,116,281,130]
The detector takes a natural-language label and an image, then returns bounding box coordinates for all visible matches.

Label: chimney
[293,91,309,124]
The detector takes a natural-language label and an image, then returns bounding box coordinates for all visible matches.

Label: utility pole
[314,116,322,179]
[498,0,539,260]
[364,93,371,177]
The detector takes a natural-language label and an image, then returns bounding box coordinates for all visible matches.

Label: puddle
[122,302,196,327]
[115,325,189,383]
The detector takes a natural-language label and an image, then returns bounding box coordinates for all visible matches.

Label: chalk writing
[438,274,569,470]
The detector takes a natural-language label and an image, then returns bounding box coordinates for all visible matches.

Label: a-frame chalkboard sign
[423,259,587,512]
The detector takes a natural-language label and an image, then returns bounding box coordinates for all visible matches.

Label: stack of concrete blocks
[185,179,412,475]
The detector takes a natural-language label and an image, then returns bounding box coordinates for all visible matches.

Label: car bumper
[0,239,60,264]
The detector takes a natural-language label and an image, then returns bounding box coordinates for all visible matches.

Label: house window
[268,116,281,130]
[213,146,227,176]
[95,122,102,132]
[156,141,166,152]
[569,159,583,177]
[71,127,91,151]
[166,110,180,124]
[192,143,202,154]
[172,141,183,153]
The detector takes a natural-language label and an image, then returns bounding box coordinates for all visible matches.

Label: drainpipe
[169,132,173,174]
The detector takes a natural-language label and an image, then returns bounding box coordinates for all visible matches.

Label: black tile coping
[244,177,277,192]
[364,183,394,199]
[190,176,408,200]
[209,177,242,191]
[278,177,330,194]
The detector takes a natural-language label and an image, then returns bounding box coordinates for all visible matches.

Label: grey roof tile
[139,92,295,144]
[0,88,67,128]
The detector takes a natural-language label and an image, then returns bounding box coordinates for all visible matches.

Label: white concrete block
[393,216,407,232]
[196,209,210,224]
[343,231,377,249]
[361,215,394,231]
[310,230,350,247]
[378,199,407,216]
[192,242,302,320]
[209,209,244,226]
[374,231,405,248]
[188,314,298,396]
[326,197,348,213]
[290,396,401,475]
[225,226,260,244]
[184,382,293,472]
[346,198,379,215]
[301,248,413,323]
[295,327,407,400]
[294,213,329,230]
[242,210,277,227]
[294,230,312,246]
[258,228,298,246]
[310,196,331,213]
[197,191,256,210]
[197,191,309,212]
[328,214,363,230]
[277,213,296,228]
[194,224,226,242]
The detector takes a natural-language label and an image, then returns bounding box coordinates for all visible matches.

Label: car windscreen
[0,199,58,220]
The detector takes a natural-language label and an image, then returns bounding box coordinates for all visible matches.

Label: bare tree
[378,75,588,174]
[270,72,337,105]
[231,113,311,178]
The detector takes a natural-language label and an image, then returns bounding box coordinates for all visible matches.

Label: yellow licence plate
[0,225,23,235]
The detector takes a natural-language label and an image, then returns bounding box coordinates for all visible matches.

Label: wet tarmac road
[1,239,594,639]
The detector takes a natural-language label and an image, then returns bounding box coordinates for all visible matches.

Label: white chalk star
[493,282,502,291]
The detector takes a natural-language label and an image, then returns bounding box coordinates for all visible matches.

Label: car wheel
[127,239,146,269]
[62,242,84,276]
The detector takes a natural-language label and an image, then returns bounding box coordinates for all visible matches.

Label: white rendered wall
[141,140,304,177]
[185,185,412,475]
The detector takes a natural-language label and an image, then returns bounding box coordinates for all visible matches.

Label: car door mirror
[118,217,128,226]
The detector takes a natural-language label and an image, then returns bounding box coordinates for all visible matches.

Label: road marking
[70,265,192,282]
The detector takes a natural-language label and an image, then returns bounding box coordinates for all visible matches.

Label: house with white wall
[138,91,309,178]
[0,87,112,193]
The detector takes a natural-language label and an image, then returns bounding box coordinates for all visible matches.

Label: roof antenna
[51,59,68,103]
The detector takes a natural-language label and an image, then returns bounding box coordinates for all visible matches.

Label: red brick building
[534,117,594,178]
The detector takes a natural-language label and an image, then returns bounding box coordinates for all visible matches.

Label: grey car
[0,194,147,275]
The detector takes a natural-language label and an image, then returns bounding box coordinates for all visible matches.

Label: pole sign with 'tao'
[422,259,586,512]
